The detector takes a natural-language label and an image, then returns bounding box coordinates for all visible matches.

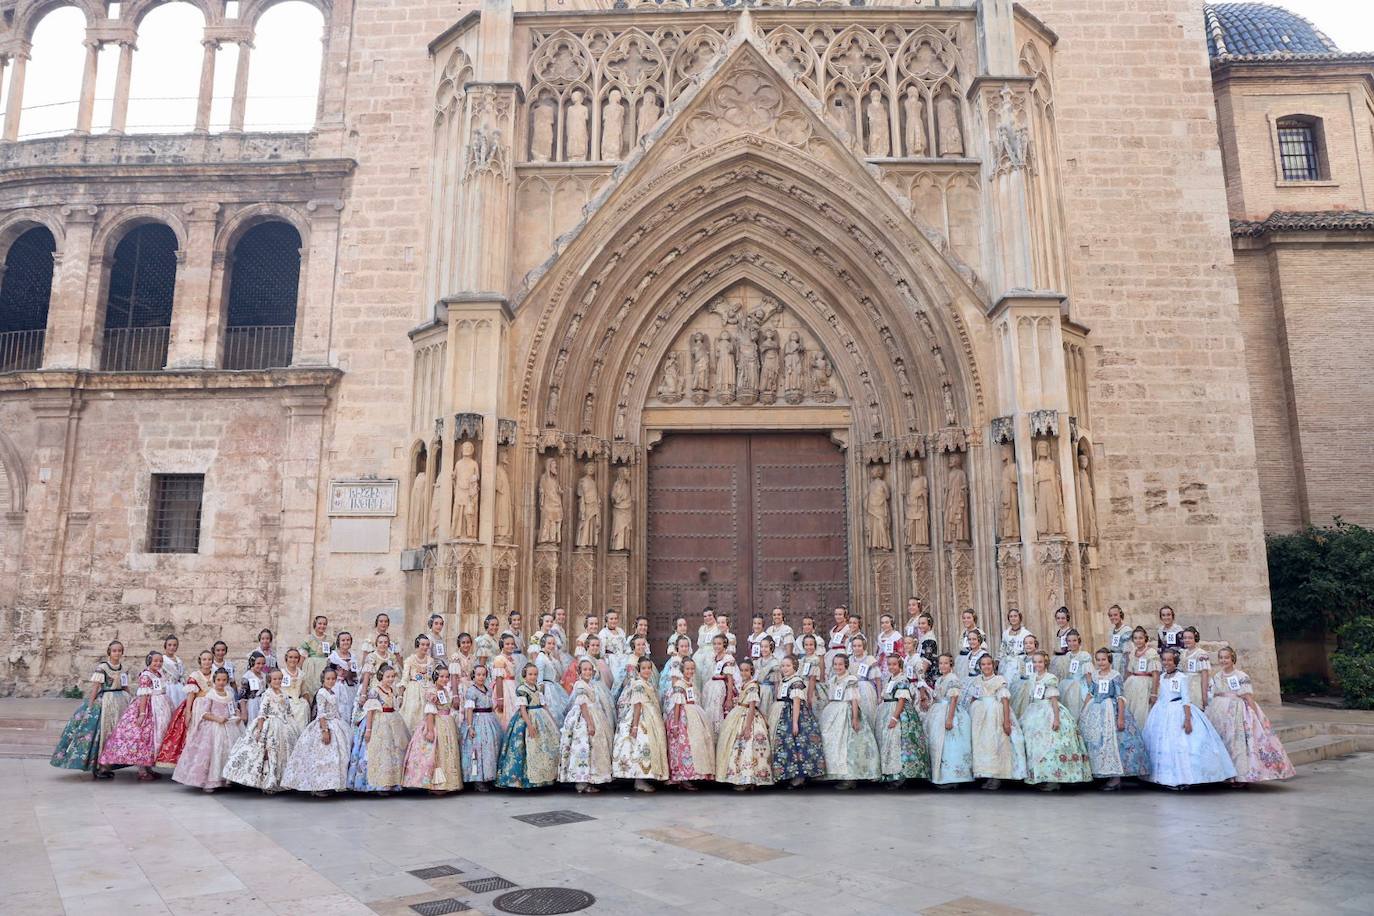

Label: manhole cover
[409,899,471,916]
[493,888,596,915]
[511,810,597,827]
[461,876,518,894]
[410,865,464,880]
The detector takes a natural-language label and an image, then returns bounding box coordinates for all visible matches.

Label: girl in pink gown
[171,670,244,792]
[99,651,174,780]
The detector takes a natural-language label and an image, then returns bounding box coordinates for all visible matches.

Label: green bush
[1332,617,1374,710]
[59,684,83,699]
[1267,520,1374,635]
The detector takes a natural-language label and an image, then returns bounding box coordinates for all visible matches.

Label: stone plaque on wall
[328,479,399,516]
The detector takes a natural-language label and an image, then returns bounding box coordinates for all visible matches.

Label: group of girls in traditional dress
[50,602,1295,794]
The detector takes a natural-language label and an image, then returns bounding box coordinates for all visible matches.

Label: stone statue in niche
[609,465,633,551]
[1076,451,1099,544]
[810,352,836,403]
[407,457,429,546]
[941,384,957,427]
[1033,439,1065,536]
[736,324,760,404]
[715,332,737,404]
[428,465,445,542]
[638,87,663,142]
[944,452,970,543]
[689,332,711,405]
[531,98,556,162]
[601,88,626,160]
[906,459,930,547]
[903,88,927,157]
[999,442,1020,541]
[866,89,890,158]
[936,89,963,158]
[657,351,686,402]
[758,328,781,404]
[494,448,513,541]
[537,457,563,544]
[782,331,805,404]
[575,462,600,548]
[451,440,481,540]
[613,404,627,441]
[866,464,893,550]
[566,89,589,161]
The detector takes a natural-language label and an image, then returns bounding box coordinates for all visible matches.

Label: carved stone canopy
[454,412,484,442]
[1030,408,1058,438]
[497,418,518,446]
[991,415,1014,444]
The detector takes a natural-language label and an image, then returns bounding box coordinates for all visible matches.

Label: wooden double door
[646,432,850,649]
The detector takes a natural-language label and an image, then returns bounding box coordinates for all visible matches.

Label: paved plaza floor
[5,751,1373,916]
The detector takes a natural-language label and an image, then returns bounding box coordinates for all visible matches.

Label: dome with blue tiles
[1205,3,1339,58]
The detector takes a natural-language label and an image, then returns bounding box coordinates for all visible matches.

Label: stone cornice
[0,156,355,193]
[0,367,343,396]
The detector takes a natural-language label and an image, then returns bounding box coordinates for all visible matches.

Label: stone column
[227,41,253,133]
[294,200,342,366]
[2,47,30,142]
[74,39,102,135]
[43,206,99,369]
[166,203,220,369]
[279,392,331,628]
[109,40,135,135]
[194,38,219,134]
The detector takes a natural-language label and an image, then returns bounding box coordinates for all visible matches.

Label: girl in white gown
[282,667,351,795]
[818,654,880,788]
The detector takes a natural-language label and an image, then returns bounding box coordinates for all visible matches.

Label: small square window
[1276,118,1324,181]
[148,474,204,554]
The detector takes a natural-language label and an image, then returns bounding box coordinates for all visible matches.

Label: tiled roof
[1205,3,1339,58]
[1232,211,1374,238]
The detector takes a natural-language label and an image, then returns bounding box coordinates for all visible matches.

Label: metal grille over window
[1277,120,1321,181]
[102,224,178,371]
[224,221,302,370]
[0,227,56,371]
[148,474,205,554]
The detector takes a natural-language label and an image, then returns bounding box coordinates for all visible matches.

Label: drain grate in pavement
[409,898,472,915]
[511,810,596,827]
[493,888,596,915]
[460,876,518,894]
[409,865,464,880]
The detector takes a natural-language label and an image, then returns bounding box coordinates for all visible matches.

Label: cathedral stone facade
[2,0,1329,701]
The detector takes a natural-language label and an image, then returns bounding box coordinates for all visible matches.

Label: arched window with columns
[243,1,325,132]
[126,1,207,133]
[100,223,178,371]
[4,5,88,140]
[222,220,301,369]
[0,227,57,371]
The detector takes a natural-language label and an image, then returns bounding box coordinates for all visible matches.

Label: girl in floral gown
[770,655,825,787]
[461,666,502,790]
[1020,652,1092,790]
[968,654,1027,790]
[299,615,332,697]
[399,635,437,733]
[535,634,570,722]
[99,651,174,780]
[1106,605,1134,677]
[223,669,302,793]
[1142,648,1236,788]
[1179,627,1212,709]
[874,614,904,683]
[693,608,723,679]
[249,628,278,676]
[878,655,932,785]
[497,663,560,789]
[1008,635,1040,719]
[280,648,311,731]
[1050,607,1074,679]
[798,634,829,723]
[717,659,773,788]
[1058,631,1094,720]
[328,632,361,723]
[701,635,739,734]
[558,659,614,793]
[160,636,187,708]
[612,658,670,792]
[659,636,691,705]
[283,667,352,795]
[1123,627,1161,732]
[955,610,988,678]
[1157,605,1184,654]
[819,654,881,788]
[402,665,464,794]
[998,610,1032,711]
[357,633,397,712]
[360,664,411,791]
[1078,649,1150,789]
[665,658,716,788]
[157,649,215,766]
[240,652,268,723]
[754,638,781,720]
[1206,647,1295,784]
[491,636,525,730]
[210,640,236,699]
[171,669,243,792]
[922,654,974,787]
[475,614,502,670]
[848,636,882,728]
[51,640,132,777]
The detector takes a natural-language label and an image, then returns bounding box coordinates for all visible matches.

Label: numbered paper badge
[856,663,871,680]
[1096,679,1110,695]
[684,686,696,703]
[1069,660,1081,674]
[1059,635,1069,649]
[1227,675,1242,692]
[1023,660,1035,677]
[322,641,332,654]
[119,672,129,687]
[830,685,845,701]
[1187,659,1197,673]
[1034,683,1047,700]
[1165,631,1177,645]
[1111,633,1122,648]
[1169,676,1181,693]
[434,642,444,656]
[282,673,292,687]
[1136,658,1148,673]
[751,643,761,658]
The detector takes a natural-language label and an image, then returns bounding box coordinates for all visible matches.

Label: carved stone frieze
[454,412,483,442]
[991,415,1014,444]
[997,542,1022,614]
[497,418,519,447]
[1030,408,1058,438]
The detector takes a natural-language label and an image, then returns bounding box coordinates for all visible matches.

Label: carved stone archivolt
[649,281,846,409]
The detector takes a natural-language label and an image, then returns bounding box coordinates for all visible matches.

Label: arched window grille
[101,224,178,371]
[223,221,301,370]
[0,227,56,371]
[1276,116,1328,182]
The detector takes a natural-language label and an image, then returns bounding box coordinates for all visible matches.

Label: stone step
[0,717,70,730]
[0,726,64,747]
[1273,723,1319,743]
[0,743,49,759]
[1283,735,1360,767]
